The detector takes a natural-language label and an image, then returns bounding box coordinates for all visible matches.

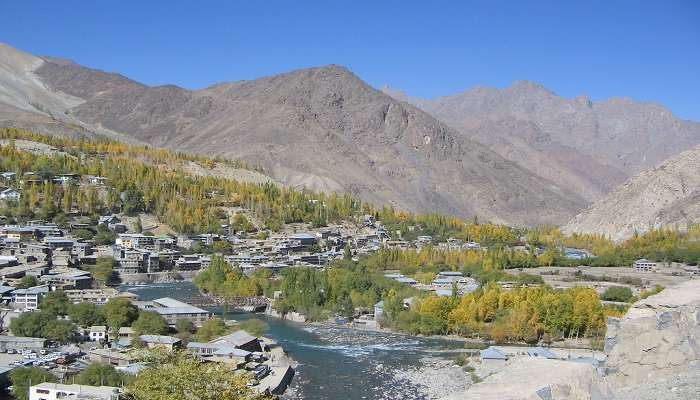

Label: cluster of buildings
[382,270,480,297]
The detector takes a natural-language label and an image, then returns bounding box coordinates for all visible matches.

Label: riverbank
[268,306,601,352]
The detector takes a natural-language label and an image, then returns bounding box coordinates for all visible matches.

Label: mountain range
[1,42,698,235]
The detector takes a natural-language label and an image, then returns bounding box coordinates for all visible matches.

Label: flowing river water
[121,282,471,400]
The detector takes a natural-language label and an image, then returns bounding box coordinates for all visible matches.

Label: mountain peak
[509,80,556,96]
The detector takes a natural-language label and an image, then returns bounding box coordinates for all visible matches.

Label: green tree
[101,298,139,332]
[16,275,39,289]
[601,286,634,303]
[131,311,169,336]
[73,228,95,240]
[39,290,71,316]
[123,184,145,215]
[237,319,268,337]
[195,318,229,342]
[11,311,54,337]
[68,302,106,327]
[94,224,117,245]
[90,257,119,287]
[75,363,131,387]
[43,320,77,343]
[127,354,269,400]
[175,319,195,343]
[10,367,56,400]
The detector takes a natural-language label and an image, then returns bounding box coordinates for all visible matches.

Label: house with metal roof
[480,346,508,362]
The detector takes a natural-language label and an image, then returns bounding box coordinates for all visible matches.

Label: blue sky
[1,1,699,120]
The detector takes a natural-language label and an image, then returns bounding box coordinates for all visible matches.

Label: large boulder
[442,358,613,400]
[605,279,700,386]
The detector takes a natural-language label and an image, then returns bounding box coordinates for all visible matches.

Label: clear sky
[1,1,698,120]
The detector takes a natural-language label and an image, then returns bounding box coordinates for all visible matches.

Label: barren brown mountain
[564,144,700,241]
[0,43,585,226]
[383,83,700,203]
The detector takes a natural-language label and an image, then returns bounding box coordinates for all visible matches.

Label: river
[121,282,471,400]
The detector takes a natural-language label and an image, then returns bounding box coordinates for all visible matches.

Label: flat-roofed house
[133,297,211,327]
[634,259,657,272]
[29,382,123,400]
[11,285,50,310]
[139,334,182,350]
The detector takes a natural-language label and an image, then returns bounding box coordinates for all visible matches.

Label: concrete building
[11,285,50,310]
[634,259,657,272]
[88,326,107,342]
[133,297,211,327]
[0,335,46,352]
[30,382,123,400]
[65,288,119,305]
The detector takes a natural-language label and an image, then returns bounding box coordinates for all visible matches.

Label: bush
[601,286,634,303]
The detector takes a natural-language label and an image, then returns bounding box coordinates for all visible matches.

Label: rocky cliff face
[605,280,700,387]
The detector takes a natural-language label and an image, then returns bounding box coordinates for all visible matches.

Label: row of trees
[382,284,617,343]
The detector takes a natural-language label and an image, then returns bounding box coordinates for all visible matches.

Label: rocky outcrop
[442,280,700,400]
[605,279,700,386]
[442,358,612,400]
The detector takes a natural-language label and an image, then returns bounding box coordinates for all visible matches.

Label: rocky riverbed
[390,357,471,399]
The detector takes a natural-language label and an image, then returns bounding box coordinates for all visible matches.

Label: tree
[175,319,194,335]
[68,302,105,327]
[10,367,56,400]
[101,298,139,331]
[127,354,269,400]
[131,311,168,336]
[123,184,145,215]
[43,320,77,343]
[91,257,119,287]
[175,319,195,343]
[39,290,71,316]
[134,216,143,233]
[343,243,352,260]
[237,319,268,337]
[195,318,229,342]
[94,224,117,245]
[73,228,95,240]
[75,363,131,387]
[11,311,54,337]
[16,275,38,289]
[601,286,634,303]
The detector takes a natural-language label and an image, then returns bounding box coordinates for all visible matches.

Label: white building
[88,326,107,342]
[11,285,50,311]
[30,382,123,400]
[0,188,20,201]
[634,259,657,272]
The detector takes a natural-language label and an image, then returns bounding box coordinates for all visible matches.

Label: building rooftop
[212,330,257,347]
[139,335,181,345]
[31,382,123,399]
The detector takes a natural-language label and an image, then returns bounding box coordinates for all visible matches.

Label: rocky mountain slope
[563,144,700,241]
[0,43,586,226]
[383,83,700,203]
[0,44,145,143]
